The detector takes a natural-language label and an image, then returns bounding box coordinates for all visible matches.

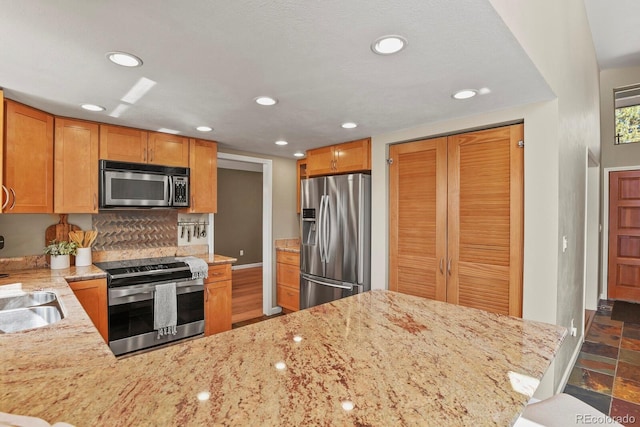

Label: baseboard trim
[267,306,283,316]
[556,335,583,394]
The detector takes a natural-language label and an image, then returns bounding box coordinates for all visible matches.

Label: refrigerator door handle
[323,194,330,263]
[318,194,326,262]
[357,176,364,284]
[301,273,353,290]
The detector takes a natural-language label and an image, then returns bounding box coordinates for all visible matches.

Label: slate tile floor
[564,300,640,425]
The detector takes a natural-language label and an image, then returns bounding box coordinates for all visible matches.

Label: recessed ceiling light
[452,89,478,100]
[371,35,407,55]
[275,140,288,146]
[81,104,105,112]
[106,51,143,67]
[294,152,305,158]
[255,96,278,106]
[341,122,357,129]
[196,126,213,132]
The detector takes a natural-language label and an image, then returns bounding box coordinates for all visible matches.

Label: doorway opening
[216,153,274,318]
[603,165,640,303]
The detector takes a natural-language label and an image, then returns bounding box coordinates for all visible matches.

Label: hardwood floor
[231,266,263,323]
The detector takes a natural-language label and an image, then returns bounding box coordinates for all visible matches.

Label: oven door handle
[109,282,202,299]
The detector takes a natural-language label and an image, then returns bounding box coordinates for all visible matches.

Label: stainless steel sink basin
[0,306,64,333]
[0,291,57,311]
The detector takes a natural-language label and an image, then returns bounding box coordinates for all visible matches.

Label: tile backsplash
[92,210,178,251]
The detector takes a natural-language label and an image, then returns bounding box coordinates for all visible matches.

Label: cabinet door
[54,118,99,213]
[205,280,232,336]
[277,284,299,311]
[187,139,217,213]
[335,138,371,173]
[69,278,108,342]
[389,137,447,301]
[99,125,148,163]
[148,132,189,167]
[447,124,523,317]
[306,146,335,176]
[0,90,4,212]
[4,100,54,213]
[296,159,307,213]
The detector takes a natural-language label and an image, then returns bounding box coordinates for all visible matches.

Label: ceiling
[1,1,633,159]
[584,0,640,70]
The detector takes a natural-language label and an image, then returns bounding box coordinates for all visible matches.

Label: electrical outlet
[240,249,244,256]
[0,235,4,250]
[570,319,577,337]
[562,235,568,253]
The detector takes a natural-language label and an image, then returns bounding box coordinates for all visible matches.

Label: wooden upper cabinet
[147,132,189,167]
[54,118,99,213]
[307,138,371,177]
[306,146,335,176]
[334,138,371,172]
[186,138,217,213]
[99,125,189,167]
[99,125,148,163]
[3,100,54,213]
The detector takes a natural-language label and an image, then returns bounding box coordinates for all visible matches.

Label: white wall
[600,65,640,170]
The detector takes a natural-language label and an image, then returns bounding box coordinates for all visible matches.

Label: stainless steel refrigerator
[300,173,371,309]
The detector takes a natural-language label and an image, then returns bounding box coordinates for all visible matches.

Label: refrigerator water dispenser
[302,208,317,245]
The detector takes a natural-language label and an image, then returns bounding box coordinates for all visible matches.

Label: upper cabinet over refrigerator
[300,173,371,309]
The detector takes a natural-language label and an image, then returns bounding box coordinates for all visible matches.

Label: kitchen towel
[154,282,177,338]
[176,256,209,280]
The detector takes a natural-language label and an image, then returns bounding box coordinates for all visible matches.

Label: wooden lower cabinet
[68,278,108,342]
[204,264,232,336]
[276,251,300,311]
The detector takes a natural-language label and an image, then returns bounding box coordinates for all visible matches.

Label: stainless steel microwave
[99,160,189,209]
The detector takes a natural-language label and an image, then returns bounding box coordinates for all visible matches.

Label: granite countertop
[275,238,300,254]
[0,265,566,427]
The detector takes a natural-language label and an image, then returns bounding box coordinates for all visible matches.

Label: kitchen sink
[0,291,57,311]
[0,306,64,334]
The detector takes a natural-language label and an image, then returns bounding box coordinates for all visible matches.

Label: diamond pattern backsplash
[92,210,178,251]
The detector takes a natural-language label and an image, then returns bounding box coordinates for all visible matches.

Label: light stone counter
[0,269,566,426]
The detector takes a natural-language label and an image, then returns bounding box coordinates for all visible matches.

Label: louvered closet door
[447,124,523,316]
[389,137,447,300]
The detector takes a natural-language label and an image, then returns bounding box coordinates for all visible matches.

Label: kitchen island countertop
[1,268,565,426]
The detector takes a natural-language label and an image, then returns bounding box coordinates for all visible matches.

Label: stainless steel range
[95,257,204,356]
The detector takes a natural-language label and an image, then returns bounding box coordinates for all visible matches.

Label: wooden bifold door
[389,124,524,317]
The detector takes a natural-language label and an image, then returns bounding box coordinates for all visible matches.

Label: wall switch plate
[0,235,4,249]
[570,319,577,337]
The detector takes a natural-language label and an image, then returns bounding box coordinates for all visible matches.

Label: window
[615,85,640,144]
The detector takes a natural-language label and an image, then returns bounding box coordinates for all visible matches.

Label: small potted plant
[44,240,78,270]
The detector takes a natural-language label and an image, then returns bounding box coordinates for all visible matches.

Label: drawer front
[276,250,299,266]
[207,264,232,283]
[277,284,299,311]
[277,262,299,288]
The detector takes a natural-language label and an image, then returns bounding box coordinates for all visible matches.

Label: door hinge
[518,140,524,148]
[386,158,394,165]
